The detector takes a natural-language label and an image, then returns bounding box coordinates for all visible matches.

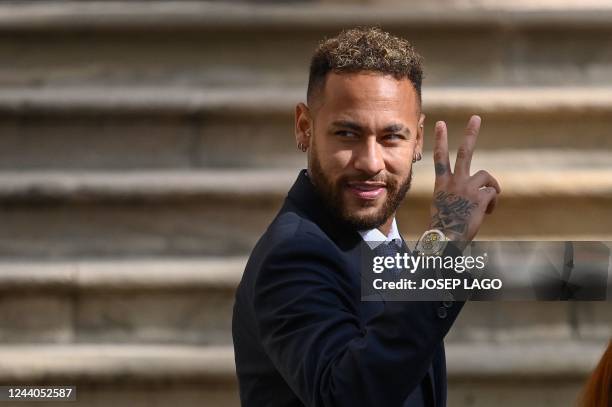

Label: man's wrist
[429,228,469,252]
[444,239,465,255]
[446,235,469,252]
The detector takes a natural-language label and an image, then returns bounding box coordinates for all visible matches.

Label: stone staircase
[0,2,610,406]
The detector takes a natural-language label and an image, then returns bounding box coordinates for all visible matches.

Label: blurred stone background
[0,1,610,406]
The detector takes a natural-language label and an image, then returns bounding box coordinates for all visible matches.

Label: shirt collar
[358,218,402,249]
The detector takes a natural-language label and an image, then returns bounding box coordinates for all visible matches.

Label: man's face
[305,72,423,230]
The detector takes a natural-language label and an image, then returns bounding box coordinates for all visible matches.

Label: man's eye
[384,134,403,141]
[336,131,358,138]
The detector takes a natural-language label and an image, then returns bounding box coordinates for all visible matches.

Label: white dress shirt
[358,218,403,249]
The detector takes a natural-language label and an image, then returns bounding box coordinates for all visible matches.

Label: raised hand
[429,115,501,248]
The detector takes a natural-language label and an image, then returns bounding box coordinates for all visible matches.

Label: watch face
[420,230,446,255]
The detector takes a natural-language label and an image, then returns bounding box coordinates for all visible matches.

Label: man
[232,27,500,406]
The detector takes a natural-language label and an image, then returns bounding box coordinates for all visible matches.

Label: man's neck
[377,216,395,237]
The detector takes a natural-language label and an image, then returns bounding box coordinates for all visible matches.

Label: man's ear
[416,112,425,156]
[295,102,313,151]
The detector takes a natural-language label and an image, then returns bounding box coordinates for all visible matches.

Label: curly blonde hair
[307,27,424,106]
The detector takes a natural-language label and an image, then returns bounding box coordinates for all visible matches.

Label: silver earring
[298,130,311,152]
[412,152,422,163]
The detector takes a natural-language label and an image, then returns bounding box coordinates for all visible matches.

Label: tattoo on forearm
[434,163,448,176]
[431,191,478,235]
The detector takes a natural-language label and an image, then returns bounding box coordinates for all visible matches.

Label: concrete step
[445,340,609,407]
[0,157,611,257]
[0,258,610,345]
[0,341,606,407]
[1,87,612,169]
[0,344,238,407]
[0,258,243,345]
[1,2,612,88]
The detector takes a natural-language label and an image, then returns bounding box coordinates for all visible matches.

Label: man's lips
[346,182,386,200]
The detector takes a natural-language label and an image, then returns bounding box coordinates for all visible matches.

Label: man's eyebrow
[331,120,364,132]
[331,120,411,135]
[383,123,410,134]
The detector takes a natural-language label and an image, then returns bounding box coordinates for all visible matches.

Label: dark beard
[309,149,412,231]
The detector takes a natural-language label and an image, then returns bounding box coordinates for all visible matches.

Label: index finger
[433,121,451,185]
[454,115,481,177]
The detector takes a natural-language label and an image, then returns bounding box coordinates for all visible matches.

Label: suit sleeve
[252,232,465,407]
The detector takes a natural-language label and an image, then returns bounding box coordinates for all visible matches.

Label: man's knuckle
[483,186,496,194]
[473,169,486,177]
[465,125,480,137]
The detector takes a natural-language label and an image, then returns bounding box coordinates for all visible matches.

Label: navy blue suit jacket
[232,170,465,406]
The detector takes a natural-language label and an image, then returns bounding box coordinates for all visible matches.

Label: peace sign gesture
[429,115,501,248]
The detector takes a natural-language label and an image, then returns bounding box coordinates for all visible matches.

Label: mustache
[339,173,396,185]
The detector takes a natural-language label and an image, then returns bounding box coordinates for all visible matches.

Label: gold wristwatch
[415,229,449,256]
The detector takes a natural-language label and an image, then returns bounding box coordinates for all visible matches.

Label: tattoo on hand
[431,191,478,235]
[434,163,448,176]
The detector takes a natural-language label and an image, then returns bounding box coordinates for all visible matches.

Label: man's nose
[353,137,385,175]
